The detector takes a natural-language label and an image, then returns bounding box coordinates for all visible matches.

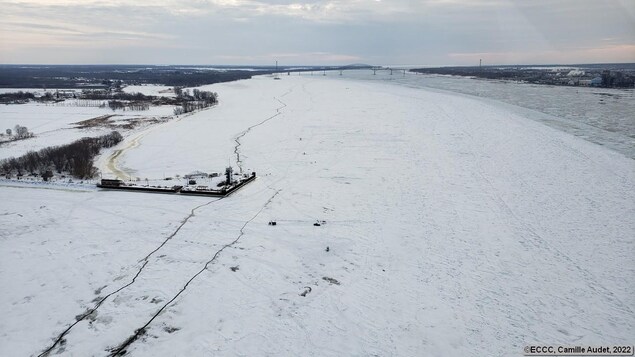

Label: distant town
[410,63,635,88]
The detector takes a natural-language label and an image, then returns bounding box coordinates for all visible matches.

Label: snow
[122,85,176,97]
[340,71,635,159]
[0,88,82,95]
[1,75,634,356]
[0,102,175,160]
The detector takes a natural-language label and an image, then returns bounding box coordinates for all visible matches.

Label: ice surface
[1,75,633,356]
[334,70,635,159]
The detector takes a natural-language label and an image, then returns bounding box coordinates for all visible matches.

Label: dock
[97,171,256,197]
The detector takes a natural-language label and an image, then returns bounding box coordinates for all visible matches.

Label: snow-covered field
[0,103,175,160]
[1,75,633,356]
[0,88,82,95]
[122,85,176,98]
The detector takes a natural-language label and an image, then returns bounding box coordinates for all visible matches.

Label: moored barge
[97,179,183,193]
[97,169,256,197]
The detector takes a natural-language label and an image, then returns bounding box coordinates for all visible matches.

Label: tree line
[2,88,217,114]
[0,65,258,89]
[0,91,37,104]
[172,88,218,115]
[1,131,123,179]
[5,125,33,139]
[0,125,34,144]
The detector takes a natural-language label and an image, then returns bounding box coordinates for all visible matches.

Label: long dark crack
[234,95,288,173]
[39,91,288,356]
[38,198,222,357]
[38,261,149,357]
[107,190,280,356]
[139,199,222,263]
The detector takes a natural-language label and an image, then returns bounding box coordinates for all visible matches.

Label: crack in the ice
[37,198,221,357]
[234,94,289,173]
[139,199,222,263]
[37,261,149,357]
[107,190,280,356]
[39,90,287,356]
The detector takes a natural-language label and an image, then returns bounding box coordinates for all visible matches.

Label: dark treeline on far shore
[0,64,373,89]
[410,63,635,88]
[1,131,123,179]
[0,65,260,89]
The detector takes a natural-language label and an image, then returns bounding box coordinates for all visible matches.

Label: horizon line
[1,62,634,68]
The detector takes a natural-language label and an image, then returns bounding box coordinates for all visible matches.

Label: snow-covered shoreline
[1,75,633,356]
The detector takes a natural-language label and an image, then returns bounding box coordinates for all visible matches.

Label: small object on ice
[230,266,239,272]
[325,246,330,252]
[299,286,312,297]
[313,222,321,226]
[322,277,340,285]
[188,179,196,185]
[268,220,277,226]
[164,326,180,334]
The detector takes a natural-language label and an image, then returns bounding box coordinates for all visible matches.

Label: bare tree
[14,125,31,139]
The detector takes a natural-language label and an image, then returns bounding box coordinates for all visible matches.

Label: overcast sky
[0,0,633,65]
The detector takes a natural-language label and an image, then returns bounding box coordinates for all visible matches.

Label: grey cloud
[0,0,633,65]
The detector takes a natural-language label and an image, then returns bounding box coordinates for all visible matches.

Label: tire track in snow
[107,190,280,356]
[38,198,222,357]
[234,90,291,173]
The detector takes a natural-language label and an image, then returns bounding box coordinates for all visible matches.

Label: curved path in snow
[98,110,199,180]
[103,133,145,180]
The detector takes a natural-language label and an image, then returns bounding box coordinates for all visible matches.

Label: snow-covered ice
[1,75,633,356]
[341,71,635,159]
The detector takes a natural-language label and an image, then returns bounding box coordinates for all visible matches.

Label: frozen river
[327,70,635,159]
[2,75,633,356]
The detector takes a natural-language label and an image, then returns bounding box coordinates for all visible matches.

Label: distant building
[591,77,602,86]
